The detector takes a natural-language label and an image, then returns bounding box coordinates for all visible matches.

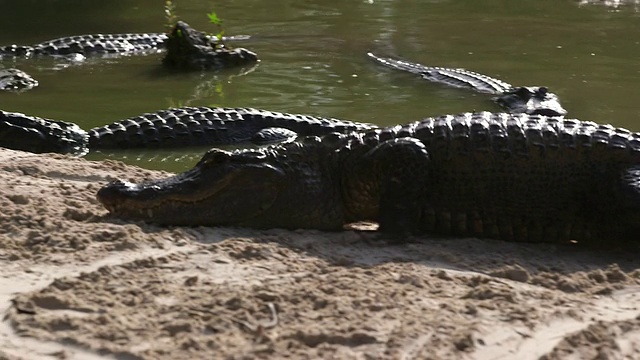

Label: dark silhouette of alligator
[368,53,567,117]
[0,107,376,156]
[98,111,640,245]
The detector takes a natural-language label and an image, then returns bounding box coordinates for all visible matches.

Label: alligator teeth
[147,209,153,218]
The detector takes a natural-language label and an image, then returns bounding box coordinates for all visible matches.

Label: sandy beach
[1,147,639,359]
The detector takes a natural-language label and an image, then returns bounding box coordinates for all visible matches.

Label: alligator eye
[199,148,231,165]
[237,150,266,161]
[515,87,532,100]
[537,87,548,96]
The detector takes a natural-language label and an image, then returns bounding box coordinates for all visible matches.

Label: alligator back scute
[0,45,30,57]
[87,107,233,148]
[87,107,376,149]
[32,33,168,56]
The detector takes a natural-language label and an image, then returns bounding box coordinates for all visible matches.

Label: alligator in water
[98,112,640,245]
[0,22,256,90]
[0,68,38,92]
[163,21,258,70]
[0,106,376,156]
[368,53,567,117]
[0,23,250,59]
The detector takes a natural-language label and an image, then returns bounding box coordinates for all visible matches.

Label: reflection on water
[1,0,639,172]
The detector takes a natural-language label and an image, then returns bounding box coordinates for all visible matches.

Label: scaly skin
[88,106,376,148]
[0,107,376,155]
[98,112,640,244]
[368,53,567,117]
[0,29,249,58]
[0,68,38,92]
[0,110,87,154]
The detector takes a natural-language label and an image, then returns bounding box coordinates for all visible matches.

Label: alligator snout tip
[96,179,134,207]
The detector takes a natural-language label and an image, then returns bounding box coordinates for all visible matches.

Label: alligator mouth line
[98,173,239,219]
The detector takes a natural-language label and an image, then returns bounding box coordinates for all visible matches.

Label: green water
[1,0,639,172]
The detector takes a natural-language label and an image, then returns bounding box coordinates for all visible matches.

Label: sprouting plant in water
[164,1,179,31]
[207,10,226,48]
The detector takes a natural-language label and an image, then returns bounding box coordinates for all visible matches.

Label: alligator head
[163,21,258,70]
[494,86,567,116]
[97,144,344,230]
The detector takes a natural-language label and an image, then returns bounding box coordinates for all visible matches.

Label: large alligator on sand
[368,53,567,117]
[0,107,376,156]
[98,112,640,244]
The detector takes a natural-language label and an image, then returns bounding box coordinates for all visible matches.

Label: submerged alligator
[98,111,640,244]
[368,53,567,117]
[0,68,38,92]
[0,107,376,156]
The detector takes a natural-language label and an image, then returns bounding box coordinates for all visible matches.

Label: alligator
[0,106,376,156]
[0,23,249,59]
[0,68,38,92]
[368,53,567,117]
[163,21,257,70]
[578,0,639,8]
[98,112,640,245]
[0,22,256,91]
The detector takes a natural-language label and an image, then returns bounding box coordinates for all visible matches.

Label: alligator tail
[367,52,512,95]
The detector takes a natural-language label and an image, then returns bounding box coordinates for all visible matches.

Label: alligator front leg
[350,137,431,237]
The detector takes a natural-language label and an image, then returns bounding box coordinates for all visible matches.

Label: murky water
[1,0,639,172]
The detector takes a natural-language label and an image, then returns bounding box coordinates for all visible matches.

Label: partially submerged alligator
[0,23,249,59]
[163,21,257,70]
[0,68,38,92]
[98,112,640,244]
[0,22,256,91]
[0,107,376,155]
[368,53,567,117]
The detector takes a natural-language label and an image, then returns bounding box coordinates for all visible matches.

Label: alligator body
[368,53,567,117]
[0,68,38,92]
[578,0,639,8]
[0,107,376,156]
[0,26,249,59]
[98,112,640,244]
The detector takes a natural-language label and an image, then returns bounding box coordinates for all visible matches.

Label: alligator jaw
[97,148,285,226]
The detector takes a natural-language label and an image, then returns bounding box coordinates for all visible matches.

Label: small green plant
[207,11,225,43]
[164,1,179,30]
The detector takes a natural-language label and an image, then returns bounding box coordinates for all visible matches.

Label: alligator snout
[97,179,135,211]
